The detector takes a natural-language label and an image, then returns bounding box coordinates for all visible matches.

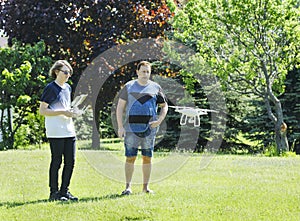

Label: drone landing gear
[180,114,200,127]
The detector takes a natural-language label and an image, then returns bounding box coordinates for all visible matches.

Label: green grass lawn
[0,146,299,221]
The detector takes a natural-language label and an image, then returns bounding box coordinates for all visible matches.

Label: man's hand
[116,99,126,139]
[149,120,161,128]
[149,103,168,128]
[118,127,125,139]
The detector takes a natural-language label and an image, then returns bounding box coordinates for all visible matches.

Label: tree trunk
[275,122,289,153]
[91,122,100,149]
[91,108,100,149]
[1,107,14,149]
[273,104,289,153]
[264,89,289,153]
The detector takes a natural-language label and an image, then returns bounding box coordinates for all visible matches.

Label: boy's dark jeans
[48,137,76,193]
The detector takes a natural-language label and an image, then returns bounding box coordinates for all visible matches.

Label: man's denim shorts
[124,128,157,157]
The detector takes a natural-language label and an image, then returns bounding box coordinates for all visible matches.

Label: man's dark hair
[137,61,151,71]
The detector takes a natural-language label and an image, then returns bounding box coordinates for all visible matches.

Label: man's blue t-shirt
[119,80,167,133]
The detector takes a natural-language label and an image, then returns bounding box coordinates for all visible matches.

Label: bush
[264,144,278,157]
[14,124,31,147]
[13,111,45,148]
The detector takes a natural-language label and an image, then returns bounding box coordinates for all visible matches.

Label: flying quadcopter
[169,105,218,127]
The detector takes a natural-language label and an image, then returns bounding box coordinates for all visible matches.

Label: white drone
[169,106,218,127]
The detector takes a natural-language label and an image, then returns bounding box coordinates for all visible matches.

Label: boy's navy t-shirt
[40,81,76,138]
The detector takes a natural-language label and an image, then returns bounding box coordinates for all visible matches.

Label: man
[116,61,168,195]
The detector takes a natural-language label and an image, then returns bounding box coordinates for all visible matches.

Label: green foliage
[281,69,300,154]
[172,0,299,91]
[282,151,297,157]
[0,40,52,149]
[25,111,45,146]
[14,124,31,147]
[264,143,278,157]
[167,0,300,152]
[0,61,32,149]
[264,144,297,157]
[0,0,173,82]
[99,108,116,139]
[13,111,45,149]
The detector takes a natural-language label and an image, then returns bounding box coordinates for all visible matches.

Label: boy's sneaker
[49,191,68,201]
[61,191,78,201]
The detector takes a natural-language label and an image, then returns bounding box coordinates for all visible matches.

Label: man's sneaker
[49,191,68,201]
[143,189,155,194]
[121,189,132,195]
[61,191,78,201]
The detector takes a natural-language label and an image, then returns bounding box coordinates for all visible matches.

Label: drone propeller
[169,106,218,113]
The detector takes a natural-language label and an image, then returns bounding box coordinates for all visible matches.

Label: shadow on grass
[0,193,125,208]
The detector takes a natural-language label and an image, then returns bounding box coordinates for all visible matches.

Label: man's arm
[116,98,127,138]
[150,102,168,128]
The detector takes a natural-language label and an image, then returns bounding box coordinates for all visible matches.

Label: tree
[168,0,300,152]
[281,69,300,154]
[0,0,172,80]
[0,41,52,149]
[0,0,173,148]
